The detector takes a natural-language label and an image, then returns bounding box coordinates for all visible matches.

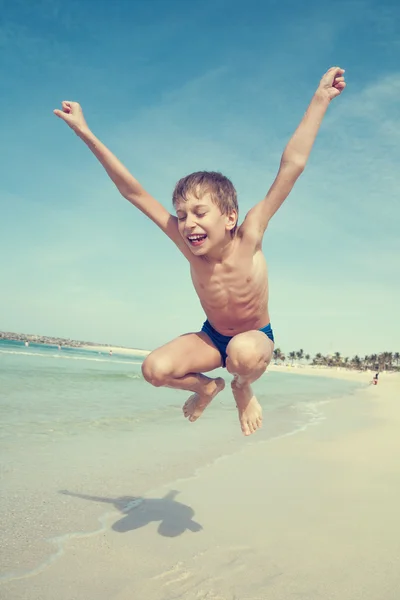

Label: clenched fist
[54,101,89,133]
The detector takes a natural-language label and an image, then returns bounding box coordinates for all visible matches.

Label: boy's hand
[317,66,346,101]
[53,101,89,133]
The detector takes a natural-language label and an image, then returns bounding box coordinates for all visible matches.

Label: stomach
[201,301,270,336]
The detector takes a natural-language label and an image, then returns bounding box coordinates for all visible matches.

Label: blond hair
[172,171,238,236]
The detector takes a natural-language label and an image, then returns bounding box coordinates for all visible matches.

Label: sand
[268,362,383,382]
[81,344,150,356]
[2,368,400,600]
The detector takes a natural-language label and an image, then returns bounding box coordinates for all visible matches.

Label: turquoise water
[0,338,363,582]
[0,339,361,439]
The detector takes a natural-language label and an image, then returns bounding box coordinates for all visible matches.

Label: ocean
[0,338,362,583]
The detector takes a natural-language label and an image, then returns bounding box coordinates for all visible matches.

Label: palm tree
[378,352,393,371]
[351,355,362,370]
[369,354,378,371]
[363,355,371,369]
[273,348,398,371]
[385,352,393,370]
[312,353,323,366]
[273,348,282,364]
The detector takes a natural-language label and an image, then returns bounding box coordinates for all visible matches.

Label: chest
[190,253,263,294]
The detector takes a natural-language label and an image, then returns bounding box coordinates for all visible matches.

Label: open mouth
[187,234,207,247]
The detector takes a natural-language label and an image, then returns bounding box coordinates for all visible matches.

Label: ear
[225,209,238,232]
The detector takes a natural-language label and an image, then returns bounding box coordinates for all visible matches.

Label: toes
[241,420,251,436]
[241,418,262,435]
[183,404,192,418]
[183,394,194,408]
[253,418,262,432]
[183,394,196,417]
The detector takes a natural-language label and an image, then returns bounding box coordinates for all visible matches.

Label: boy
[54,66,346,436]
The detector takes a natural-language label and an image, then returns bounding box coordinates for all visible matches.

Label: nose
[184,214,197,229]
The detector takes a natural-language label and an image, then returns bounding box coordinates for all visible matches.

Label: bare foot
[231,379,263,436]
[183,377,225,422]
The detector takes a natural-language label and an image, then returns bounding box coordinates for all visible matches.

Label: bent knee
[141,354,173,387]
[226,332,272,377]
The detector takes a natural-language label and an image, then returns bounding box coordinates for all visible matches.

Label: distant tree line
[272,348,400,372]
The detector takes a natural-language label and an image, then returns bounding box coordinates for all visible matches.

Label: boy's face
[175,193,236,256]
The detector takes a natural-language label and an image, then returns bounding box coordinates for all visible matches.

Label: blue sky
[1,0,399,357]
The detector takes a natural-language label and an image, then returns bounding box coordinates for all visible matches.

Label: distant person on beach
[372,372,379,385]
[54,67,346,435]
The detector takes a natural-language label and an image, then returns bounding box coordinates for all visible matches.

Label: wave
[0,349,142,366]
[82,372,143,381]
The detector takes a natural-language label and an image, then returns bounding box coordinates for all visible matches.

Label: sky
[0,0,399,357]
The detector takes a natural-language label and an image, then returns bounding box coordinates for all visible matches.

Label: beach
[81,345,150,356]
[1,342,399,599]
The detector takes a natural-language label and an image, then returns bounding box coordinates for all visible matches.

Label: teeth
[188,235,206,240]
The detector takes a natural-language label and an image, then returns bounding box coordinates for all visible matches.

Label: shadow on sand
[59,489,202,537]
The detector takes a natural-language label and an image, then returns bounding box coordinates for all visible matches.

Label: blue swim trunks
[201,320,274,368]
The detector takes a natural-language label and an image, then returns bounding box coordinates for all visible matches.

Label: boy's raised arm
[241,67,346,241]
[54,101,181,245]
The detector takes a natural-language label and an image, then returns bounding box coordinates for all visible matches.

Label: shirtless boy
[54,66,346,436]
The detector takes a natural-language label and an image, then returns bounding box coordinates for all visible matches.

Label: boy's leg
[225,331,274,436]
[141,332,225,422]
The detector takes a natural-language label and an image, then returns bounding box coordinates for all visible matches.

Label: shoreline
[266,363,386,383]
[83,344,393,384]
[80,344,150,356]
[2,337,396,380]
